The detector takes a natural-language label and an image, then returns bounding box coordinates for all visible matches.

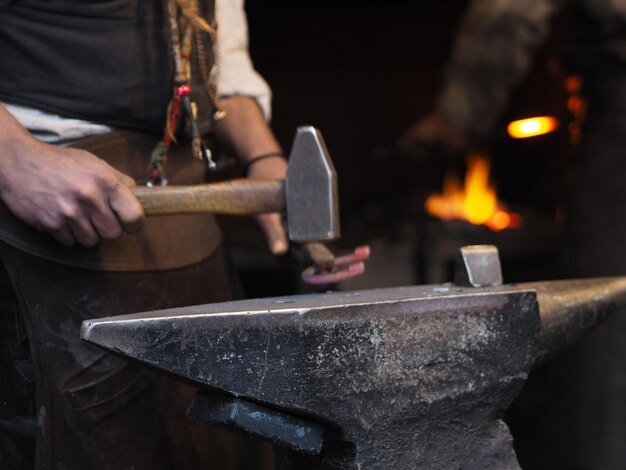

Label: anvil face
[81,285,540,403]
[82,284,540,469]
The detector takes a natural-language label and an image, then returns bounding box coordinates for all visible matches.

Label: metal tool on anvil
[132,126,369,283]
[80,245,626,469]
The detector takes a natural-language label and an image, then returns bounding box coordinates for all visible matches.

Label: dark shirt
[0,1,214,132]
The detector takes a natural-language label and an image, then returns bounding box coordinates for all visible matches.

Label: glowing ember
[425,154,522,231]
[507,116,559,139]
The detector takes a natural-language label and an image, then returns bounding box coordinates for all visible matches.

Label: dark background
[226,0,571,294]
[246,0,570,222]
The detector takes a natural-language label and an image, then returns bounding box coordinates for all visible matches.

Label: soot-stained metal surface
[188,392,326,454]
[80,243,626,469]
[82,283,541,468]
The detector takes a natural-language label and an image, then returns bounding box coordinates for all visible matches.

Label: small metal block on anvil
[81,245,626,469]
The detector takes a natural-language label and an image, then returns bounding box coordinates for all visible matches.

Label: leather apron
[0,131,274,469]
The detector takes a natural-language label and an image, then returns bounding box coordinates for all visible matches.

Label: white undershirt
[3,0,271,144]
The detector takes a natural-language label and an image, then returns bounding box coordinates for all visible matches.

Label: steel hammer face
[286,127,340,242]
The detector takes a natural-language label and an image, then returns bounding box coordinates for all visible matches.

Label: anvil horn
[530,277,626,364]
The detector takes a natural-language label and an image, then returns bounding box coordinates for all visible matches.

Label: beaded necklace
[147,0,224,186]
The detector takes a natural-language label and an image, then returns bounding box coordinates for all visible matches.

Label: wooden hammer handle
[132,179,285,216]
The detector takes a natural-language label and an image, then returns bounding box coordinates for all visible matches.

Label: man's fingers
[112,168,137,189]
[255,213,288,255]
[110,168,140,231]
[69,217,99,247]
[46,199,98,247]
[50,227,76,247]
[108,183,145,234]
[90,206,123,241]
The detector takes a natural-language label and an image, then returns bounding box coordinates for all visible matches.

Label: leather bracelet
[243,152,286,175]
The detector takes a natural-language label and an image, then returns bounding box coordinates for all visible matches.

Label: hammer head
[286,126,340,241]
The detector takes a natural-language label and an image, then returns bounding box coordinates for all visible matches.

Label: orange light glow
[425,154,522,231]
[507,116,559,139]
[564,75,582,94]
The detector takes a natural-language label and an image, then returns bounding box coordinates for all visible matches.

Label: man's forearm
[0,104,41,164]
[212,95,288,254]
[212,96,282,163]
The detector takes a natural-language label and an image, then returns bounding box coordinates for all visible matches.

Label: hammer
[132,126,368,282]
[133,126,338,241]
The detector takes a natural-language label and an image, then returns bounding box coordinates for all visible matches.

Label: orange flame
[507,116,559,139]
[425,154,522,231]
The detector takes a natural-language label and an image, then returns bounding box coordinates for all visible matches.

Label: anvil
[81,246,626,469]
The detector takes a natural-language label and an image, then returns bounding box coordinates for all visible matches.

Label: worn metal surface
[454,244,503,287]
[529,277,626,364]
[82,284,540,468]
[286,126,339,242]
[188,392,326,454]
[80,244,626,469]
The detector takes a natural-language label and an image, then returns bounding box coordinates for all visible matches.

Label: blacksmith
[0,1,286,468]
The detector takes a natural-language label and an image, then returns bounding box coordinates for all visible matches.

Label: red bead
[175,84,191,96]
